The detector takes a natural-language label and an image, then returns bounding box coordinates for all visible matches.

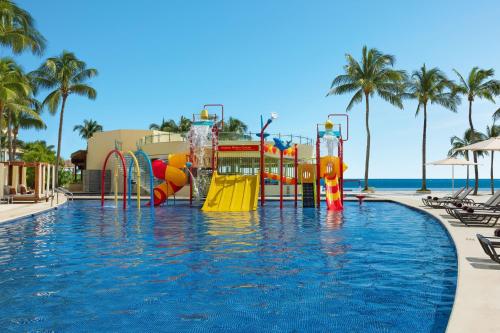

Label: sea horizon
[343,178,500,191]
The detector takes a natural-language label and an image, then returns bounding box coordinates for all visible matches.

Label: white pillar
[52,164,55,194]
[45,165,50,196]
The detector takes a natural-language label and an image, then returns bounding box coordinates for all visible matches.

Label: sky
[13,0,500,179]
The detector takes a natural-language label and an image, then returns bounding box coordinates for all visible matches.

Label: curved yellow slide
[202,172,259,212]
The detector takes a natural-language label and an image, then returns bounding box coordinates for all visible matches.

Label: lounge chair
[422,187,473,209]
[477,234,500,264]
[453,209,500,227]
[422,187,464,207]
[445,190,500,218]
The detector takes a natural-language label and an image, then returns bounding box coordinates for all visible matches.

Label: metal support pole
[280,149,284,209]
[316,126,321,208]
[294,144,298,208]
[339,138,344,207]
[260,120,271,206]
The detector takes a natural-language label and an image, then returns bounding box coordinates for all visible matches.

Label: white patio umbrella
[427,157,479,192]
[455,136,500,151]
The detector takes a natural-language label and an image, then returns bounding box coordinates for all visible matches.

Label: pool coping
[0,195,68,224]
[380,195,500,333]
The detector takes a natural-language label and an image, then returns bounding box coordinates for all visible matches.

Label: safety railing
[55,187,74,203]
[138,131,314,146]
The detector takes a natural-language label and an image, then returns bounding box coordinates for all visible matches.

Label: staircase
[302,183,316,208]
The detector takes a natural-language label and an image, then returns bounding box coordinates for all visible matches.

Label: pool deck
[370,191,499,333]
[0,194,67,223]
[0,191,498,332]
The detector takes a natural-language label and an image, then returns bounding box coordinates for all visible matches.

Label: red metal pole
[280,150,284,209]
[260,121,271,206]
[339,138,344,207]
[294,144,298,208]
[316,126,321,208]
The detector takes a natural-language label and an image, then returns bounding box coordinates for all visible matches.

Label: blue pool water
[0,201,457,332]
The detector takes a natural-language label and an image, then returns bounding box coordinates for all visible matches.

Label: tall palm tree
[408,65,459,191]
[225,117,248,133]
[327,46,406,190]
[448,129,487,188]
[6,95,42,160]
[177,115,192,133]
[11,101,45,158]
[0,57,30,145]
[485,124,500,194]
[453,67,500,194]
[0,0,46,54]
[31,51,98,186]
[73,119,103,141]
[149,118,178,132]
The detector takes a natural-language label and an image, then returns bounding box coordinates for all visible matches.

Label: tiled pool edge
[0,196,68,224]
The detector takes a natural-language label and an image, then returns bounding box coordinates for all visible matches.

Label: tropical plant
[149,118,178,132]
[448,129,487,188]
[0,0,46,54]
[485,124,500,194]
[22,140,55,163]
[0,57,31,148]
[30,51,98,186]
[408,64,459,191]
[149,116,192,133]
[10,97,45,158]
[218,117,250,140]
[73,119,103,141]
[177,116,192,132]
[453,67,500,194]
[492,107,500,123]
[327,46,407,190]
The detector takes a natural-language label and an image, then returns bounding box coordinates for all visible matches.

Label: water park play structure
[100,105,348,212]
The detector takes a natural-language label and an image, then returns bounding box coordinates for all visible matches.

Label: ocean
[343,179,500,191]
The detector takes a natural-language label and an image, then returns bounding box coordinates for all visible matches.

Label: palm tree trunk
[0,104,3,161]
[364,92,370,191]
[7,109,13,161]
[55,95,68,187]
[465,152,470,188]
[421,103,427,191]
[491,151,495,195]
[12,128,18,159]
[468,100,479,194]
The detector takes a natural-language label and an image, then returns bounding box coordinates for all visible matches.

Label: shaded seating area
[0,162,56,203]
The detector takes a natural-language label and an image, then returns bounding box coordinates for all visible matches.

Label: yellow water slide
[202,172,259,212]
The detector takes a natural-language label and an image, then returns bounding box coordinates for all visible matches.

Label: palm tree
[408,65,459,191]
[327,46,406,190]
[485,124,500,194]
[448,129,487,188]
[453,67,500,194]
[31,51,98,186]
[177,116,192,133]
[0,0,46,54]
[149,118,179,132]
[73,119,103,141]
[0,58,30,146]
[11,101,45,158]
[225,117,248,133]
[492,107,500,122]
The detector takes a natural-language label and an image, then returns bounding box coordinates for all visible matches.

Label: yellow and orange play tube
[150,153,188,206]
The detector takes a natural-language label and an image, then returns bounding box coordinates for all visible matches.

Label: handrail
[55,187,74,201]
[138,131,314,146]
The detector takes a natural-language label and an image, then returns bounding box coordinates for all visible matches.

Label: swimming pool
[0,201,456,332]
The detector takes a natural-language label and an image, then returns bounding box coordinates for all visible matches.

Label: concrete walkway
[369,192,500,333]
[0,194,67,223]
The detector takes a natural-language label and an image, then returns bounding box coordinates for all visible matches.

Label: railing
[55,187,74,203]
[138,131,314,146]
